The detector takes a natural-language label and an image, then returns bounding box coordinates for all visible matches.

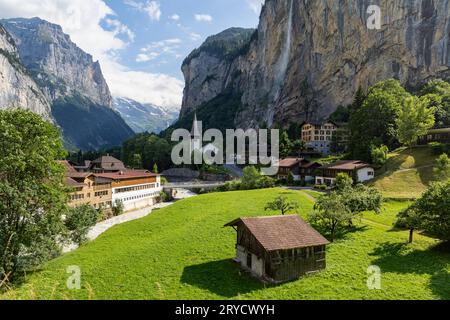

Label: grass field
[3,188,449,300]
[370,146,439,199]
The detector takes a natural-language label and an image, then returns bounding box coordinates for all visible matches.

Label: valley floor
[2,188,449,300]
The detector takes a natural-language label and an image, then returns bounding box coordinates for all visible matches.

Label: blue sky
[105,0,260,78]
[0,0,263,109]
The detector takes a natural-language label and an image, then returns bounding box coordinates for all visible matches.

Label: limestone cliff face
[0,24,51,119]
[1,18,112,107]
[0,18,134,150]
[181,28,255,116]
[181,0,450,128]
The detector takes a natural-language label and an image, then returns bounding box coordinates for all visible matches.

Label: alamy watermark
[367,265,382,290]
[171,119,280,176]
[367,5,382,30]
[67,265,81,290]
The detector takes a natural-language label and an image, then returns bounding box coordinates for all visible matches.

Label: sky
[0,0,264,110]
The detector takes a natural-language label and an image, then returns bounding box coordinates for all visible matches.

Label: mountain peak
[113,97,178,134]
[1,17,110,107]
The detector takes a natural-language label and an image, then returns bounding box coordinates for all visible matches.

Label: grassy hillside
[370,146,439,199]
[3,189,449,300]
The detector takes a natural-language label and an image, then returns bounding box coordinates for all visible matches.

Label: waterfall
[277,0,294,85]
[268,0,294,126]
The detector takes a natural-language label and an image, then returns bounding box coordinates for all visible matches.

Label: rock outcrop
[0,24,51,119]
[181,0,450,129]
[1,18,112,107]
[0,18,134,150]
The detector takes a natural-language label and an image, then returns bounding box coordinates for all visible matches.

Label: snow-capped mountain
[113,97,179,134]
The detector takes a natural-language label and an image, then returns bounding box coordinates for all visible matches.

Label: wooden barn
[225,215,330,283]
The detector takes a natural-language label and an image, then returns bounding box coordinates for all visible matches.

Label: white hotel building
[95,171,163,212]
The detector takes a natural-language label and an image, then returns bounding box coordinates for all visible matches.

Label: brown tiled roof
[225,215,330,251]
[320,160,372,171]
[95,170,158,181]
[91,156,126,170]
[67,172,93,179]
[277,158,304,168]
[428,127,450,134]
[58,160,77,173]
[66,177,85,187]
[301,162,321,169]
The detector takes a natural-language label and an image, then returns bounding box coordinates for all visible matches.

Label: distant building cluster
[276,157,375,186]
[61,156,162,212]
[301,121,348,156]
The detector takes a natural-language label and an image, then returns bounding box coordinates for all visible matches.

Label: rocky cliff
[0,24,51,119]
[1,18,112,106]
[0,18,134,150]
[181,0,450,129]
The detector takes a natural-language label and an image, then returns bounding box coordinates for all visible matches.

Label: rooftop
[320,160,371,171]
[225,215,330,252]
[95,170,158,181]
[277,158,304,168]
[91,155,126,171]
[428,127,450,134]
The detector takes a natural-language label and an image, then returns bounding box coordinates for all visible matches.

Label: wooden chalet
[315,160,375,185]
[225,215,330,283]
[276,158,321,182]
[417,128,450,145]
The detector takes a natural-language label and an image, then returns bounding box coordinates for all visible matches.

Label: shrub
[65,205,100,245]
[112,200,124,217]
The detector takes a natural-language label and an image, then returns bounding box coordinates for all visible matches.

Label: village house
[89,155,127,173]
[276,158,321,182]
[225,215,330,283]
[276,158,304,181]
[95,170,162,212]
[62,156,162,212]
[60,161,113,210]
[315,160,375,186]
[417,127,450,145]
[300,161,322,183]
[301,121,348,155]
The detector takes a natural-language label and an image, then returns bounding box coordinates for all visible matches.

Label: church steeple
[191,113,201,138]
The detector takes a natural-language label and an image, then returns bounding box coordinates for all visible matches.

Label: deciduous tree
[265,196,300,215]
[396,96,435,148]
[0,110,68,282]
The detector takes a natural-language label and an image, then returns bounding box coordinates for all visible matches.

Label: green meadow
[2,188,449,300]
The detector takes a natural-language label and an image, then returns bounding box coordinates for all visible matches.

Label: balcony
[93,184,111,191]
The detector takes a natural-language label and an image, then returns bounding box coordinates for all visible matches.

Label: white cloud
[137,38,182,62]
[125,0,161,21]
[169,14,180,21]
[0,0,183,109]
[104,18,135,42]
[189,32,202,41]
[136,52,159,62]
[104,60,183,110]
[194,14,213,22]
[246,0,264,14]
[145,1,161,21]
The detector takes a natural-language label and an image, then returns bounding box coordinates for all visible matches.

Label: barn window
[247,253,252,268]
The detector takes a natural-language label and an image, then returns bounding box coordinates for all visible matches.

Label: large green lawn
[2,188,449,300]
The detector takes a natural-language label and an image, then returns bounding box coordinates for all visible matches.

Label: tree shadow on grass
[370,242,450,299]
[181,259,269,298]
[310,223,369,242]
